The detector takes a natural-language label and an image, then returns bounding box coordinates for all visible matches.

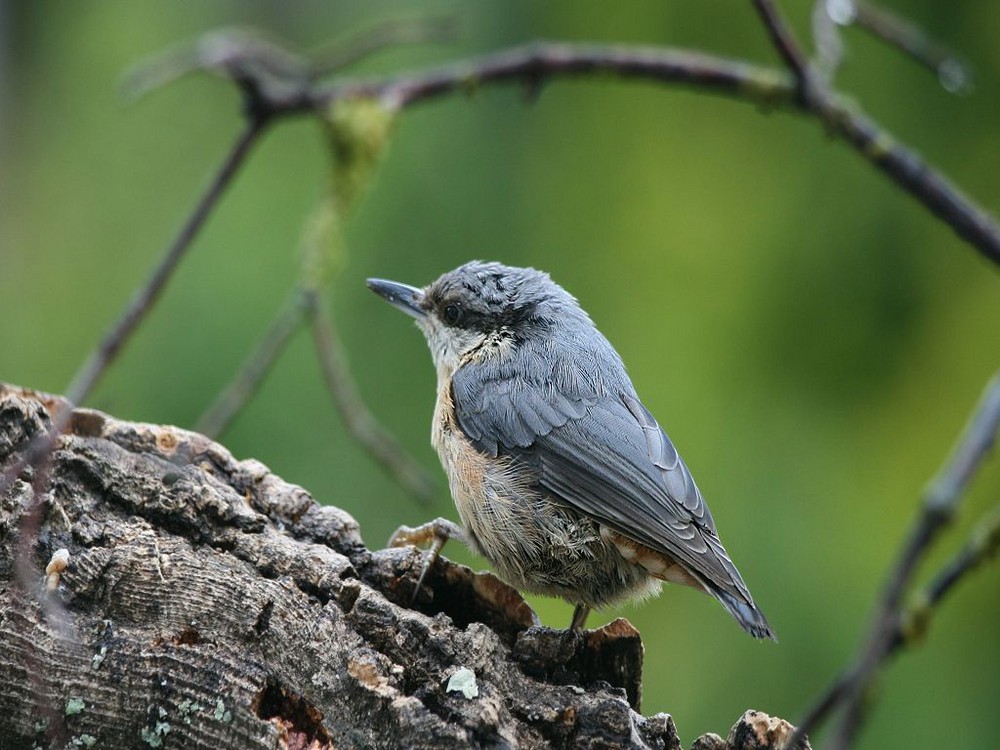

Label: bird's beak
[366,278,427,320]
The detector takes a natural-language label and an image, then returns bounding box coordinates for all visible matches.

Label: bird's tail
[707,583,777,641]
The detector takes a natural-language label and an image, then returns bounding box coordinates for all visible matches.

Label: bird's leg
[570,603,591,631]
[388,517,466,601]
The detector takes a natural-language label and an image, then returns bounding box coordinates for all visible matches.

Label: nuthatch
[368,261,775,639]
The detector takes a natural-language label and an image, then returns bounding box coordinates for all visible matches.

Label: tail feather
[694,530,777,641]
[710,584,777,641]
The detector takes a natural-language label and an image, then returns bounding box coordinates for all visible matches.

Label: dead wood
[0,383,803,749]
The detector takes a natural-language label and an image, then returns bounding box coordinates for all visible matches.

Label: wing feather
[451,350,750,600]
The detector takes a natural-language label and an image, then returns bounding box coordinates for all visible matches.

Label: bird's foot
[388,517,466,602]
[569,603,591,631]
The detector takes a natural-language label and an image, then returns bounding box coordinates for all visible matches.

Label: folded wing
[450,350,753,606]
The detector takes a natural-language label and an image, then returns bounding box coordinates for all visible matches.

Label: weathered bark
[0,384,806,749]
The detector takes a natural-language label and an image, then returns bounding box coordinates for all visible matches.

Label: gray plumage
[368,261,775,640]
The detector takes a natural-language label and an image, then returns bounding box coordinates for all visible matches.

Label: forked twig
[913,505,1000,620]
[751,0,819,103]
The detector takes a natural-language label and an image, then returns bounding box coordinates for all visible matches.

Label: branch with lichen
[207,35,998,268]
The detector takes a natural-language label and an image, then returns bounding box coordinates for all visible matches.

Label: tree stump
[0,383,805,749]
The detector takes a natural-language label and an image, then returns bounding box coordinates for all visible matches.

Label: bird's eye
[442,304,463,326]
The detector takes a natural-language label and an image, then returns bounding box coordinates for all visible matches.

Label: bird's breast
[431,372,458,454]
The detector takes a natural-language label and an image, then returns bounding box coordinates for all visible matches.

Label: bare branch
[335,43,794,111]
[792,674,850,749]
[124,16,457,104]
[64,119,267,407]
[821,100,1000,265]
[308,44,1000,266]
[194,290,309,439]
[789,371,1000,749]
[306,292,437,506]
[926,505,1000,601]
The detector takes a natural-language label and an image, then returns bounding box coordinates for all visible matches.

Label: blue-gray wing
[450,355,751,601]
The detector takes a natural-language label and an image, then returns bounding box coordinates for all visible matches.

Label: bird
[367,261,775,639]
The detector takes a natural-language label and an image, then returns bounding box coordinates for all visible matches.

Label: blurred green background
[1,2,998,747]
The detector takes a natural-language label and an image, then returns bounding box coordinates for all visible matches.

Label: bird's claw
[388,517,466,602]
[570,603,591,631]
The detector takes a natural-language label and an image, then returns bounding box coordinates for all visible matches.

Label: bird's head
[368,261,585,374]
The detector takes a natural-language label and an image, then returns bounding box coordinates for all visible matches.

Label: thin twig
[194,289,310,439]
[823,98,1000,263]
[922,504,1000,603]
[64,118,267,407]
[854,2,971,93]
[793,673,851,748]
[125,16,456,105]
[811,0,847,85]
[789,371,1000,749]
[923,373,1000,513]
[306,292,436,505]
[751,0,818,102]
[309,15,457,78]
[895,504,1000,648]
